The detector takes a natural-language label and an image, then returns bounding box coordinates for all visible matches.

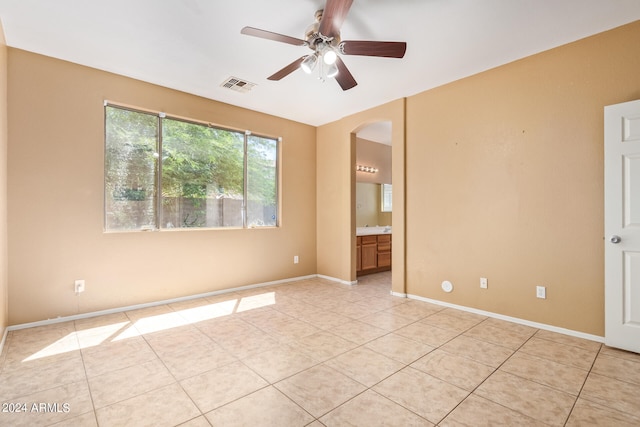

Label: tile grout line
[323,308,474,425]
[214,284,408,423]
[561,343,604,427]
[334,309,524,424]
[0,323,99,422]
[435,327,545,426]
[162,298,319,424]
[128,306,212,424]
[72,319,101,427]
[412,316,495,425]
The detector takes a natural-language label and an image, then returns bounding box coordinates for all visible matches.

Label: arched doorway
[350,115,406,298]
[315,99,405,296]
[354,122,393,289]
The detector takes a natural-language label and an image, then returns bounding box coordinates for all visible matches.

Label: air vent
[221,77,256,93]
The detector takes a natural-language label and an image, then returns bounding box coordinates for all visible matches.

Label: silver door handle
[610,235,622,244]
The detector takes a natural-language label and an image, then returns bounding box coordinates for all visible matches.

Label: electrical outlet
[74,279,85,294]
[536,286,546,299]
[293,255,299,264]
[480,277,488,289]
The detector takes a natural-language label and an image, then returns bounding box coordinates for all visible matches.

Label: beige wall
[317,99,405,291]
[7,49,317,325]
[406,21,640,336]
[356,138,392,184]
[0,21,8,336]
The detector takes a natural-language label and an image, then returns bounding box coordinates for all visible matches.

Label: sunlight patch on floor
[23,292,276,362]
[236,292,275,312]
[22,321,130,362]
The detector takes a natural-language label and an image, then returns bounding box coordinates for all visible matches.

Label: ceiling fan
[240,0,407,91]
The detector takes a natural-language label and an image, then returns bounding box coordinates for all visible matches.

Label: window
[104,104,279,231]
[381,183,392,212]
[104,107,158,230]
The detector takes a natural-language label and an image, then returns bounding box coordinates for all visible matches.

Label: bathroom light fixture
[356,164,378,173]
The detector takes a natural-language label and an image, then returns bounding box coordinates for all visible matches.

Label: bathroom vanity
[356,227,392,276]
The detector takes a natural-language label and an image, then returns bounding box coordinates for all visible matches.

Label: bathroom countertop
[356,226,392,236]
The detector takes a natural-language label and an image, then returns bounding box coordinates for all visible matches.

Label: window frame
[381,183,392,213]
[104,102,281,232]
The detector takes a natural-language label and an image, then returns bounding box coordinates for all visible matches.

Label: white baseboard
[5,275,604,345]
[408,293,604,343]
[390,291,407,298]
[7,274,320,332]
[0,326,8,357]
[317,274,357,286]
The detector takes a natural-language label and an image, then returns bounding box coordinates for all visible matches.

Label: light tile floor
[1,272,640,426]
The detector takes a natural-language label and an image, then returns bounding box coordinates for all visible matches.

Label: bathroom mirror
[356,183,392,227]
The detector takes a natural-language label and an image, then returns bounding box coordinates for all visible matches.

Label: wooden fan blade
[241,26,306,46]
[267,56,307,81]
[340,40,407,58]
[335,56,357,91]
[318,0,353,39]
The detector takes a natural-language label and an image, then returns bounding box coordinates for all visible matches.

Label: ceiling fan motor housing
[305,9,341,50]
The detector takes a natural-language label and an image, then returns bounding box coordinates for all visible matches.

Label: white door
[605,99,640,353]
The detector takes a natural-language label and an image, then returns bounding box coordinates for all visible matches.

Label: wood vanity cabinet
[357,234,392,276]
[361,235,378,271]
[377,234,391,268]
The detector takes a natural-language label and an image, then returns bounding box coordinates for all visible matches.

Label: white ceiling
[1,0,639,127]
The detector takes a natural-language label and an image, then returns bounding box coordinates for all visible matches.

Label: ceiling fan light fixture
[301,54,318,74]
[326,62,339,78]
[323,49,337,65]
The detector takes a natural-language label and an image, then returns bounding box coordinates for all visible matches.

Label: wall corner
[0,17,9,338]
